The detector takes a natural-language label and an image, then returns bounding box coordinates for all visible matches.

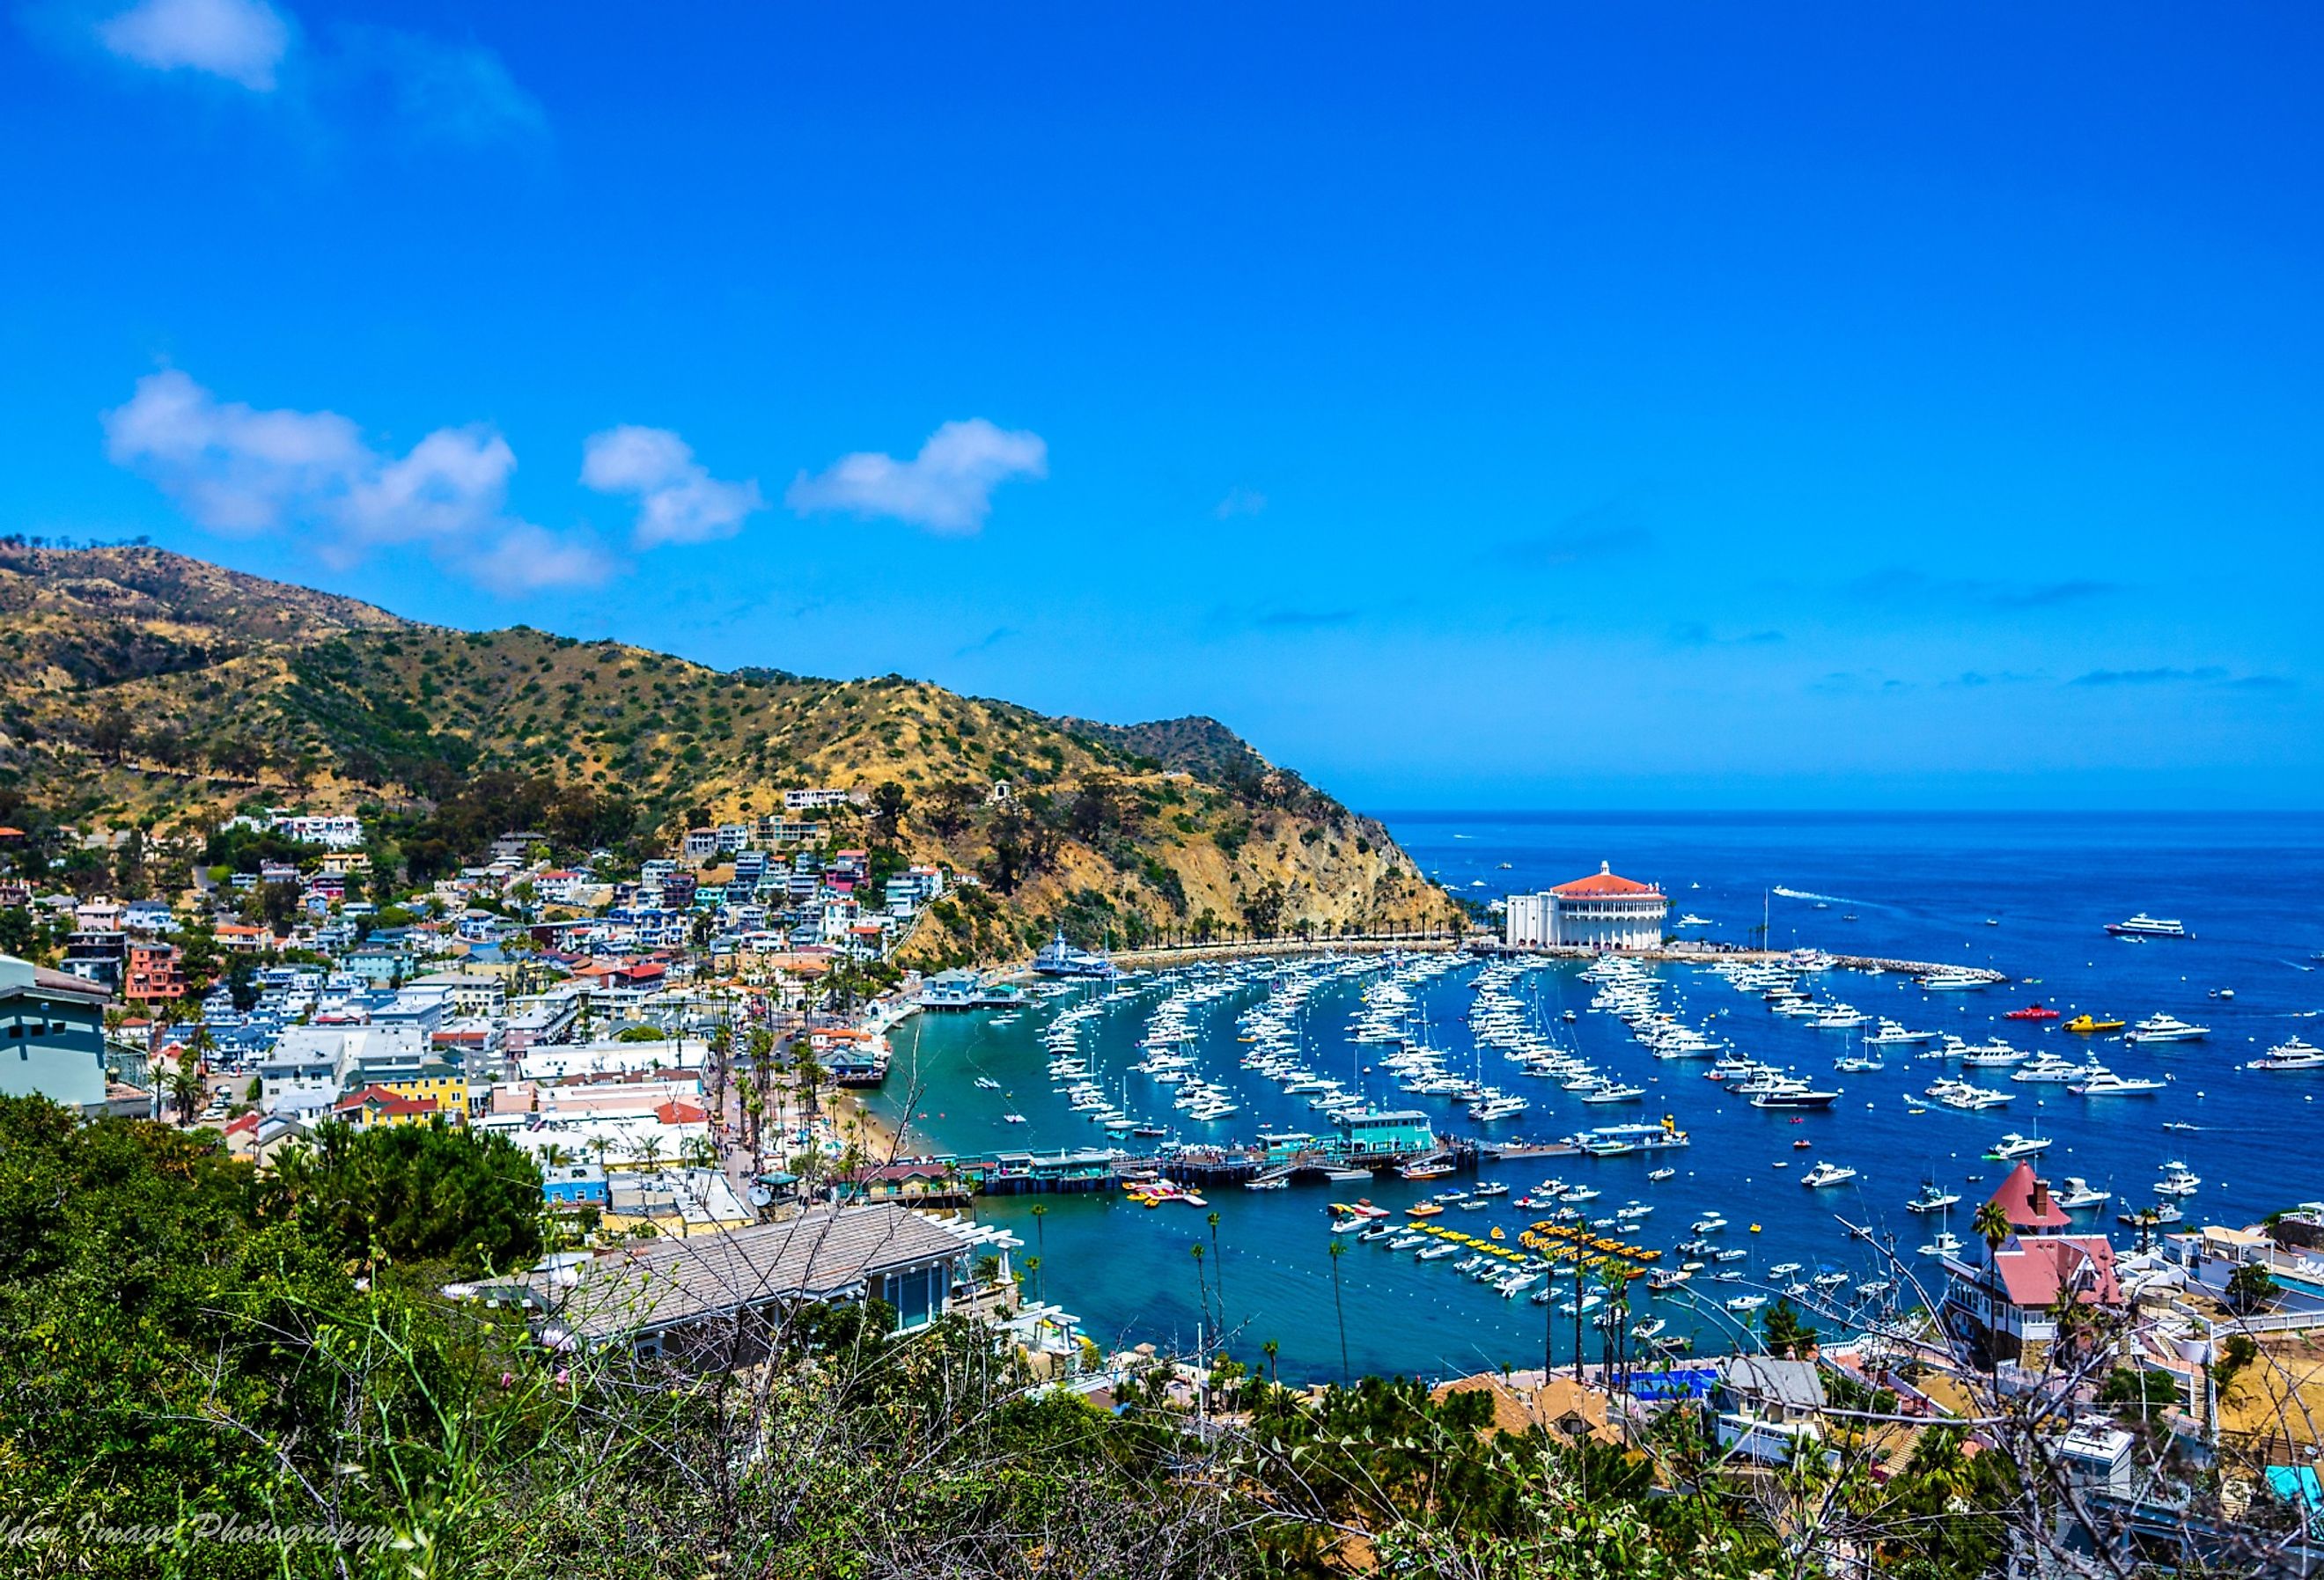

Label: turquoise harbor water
[871,812,2324,1385]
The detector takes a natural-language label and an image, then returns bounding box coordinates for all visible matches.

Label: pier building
[1504,862,1669,950]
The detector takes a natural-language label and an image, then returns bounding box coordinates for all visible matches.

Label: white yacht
[1987,1132,2050,1160]
[2107,914,2189,938]
[1799,1161,1858,1188]
[2126,1013,2210,1045]
[1907,1180,1961,1214]
[1866,1019,1940,1046]
[2069,1069,2165,1097]
[2053,1177,2111,1209]
[2249,1037,2324,1071]
[2155,1162,2201,1197]
[1916,1231,1965,1258]
[1919,966,1990,991]
[2011,1054,2086,1084]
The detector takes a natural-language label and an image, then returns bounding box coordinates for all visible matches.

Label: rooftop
[1548,861,1662,899]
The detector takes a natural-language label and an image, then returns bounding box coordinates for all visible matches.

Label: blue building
[0,953,113,1115]
[543,1162,609,1209]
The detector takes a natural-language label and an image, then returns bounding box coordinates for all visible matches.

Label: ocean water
[871,812,2324,1385]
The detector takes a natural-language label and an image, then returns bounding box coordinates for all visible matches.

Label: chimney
[2031,1176,2050,1216]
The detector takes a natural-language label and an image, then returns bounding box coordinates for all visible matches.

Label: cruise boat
[1750,1081,1842,1110]
[1799,1161,1858,1188]
[2250,1037,2324,1071]
[2107,913,2190,938]
[2069,1070,2165,1097]
[1919,966,1990,991]
[1986,1132,2050,1161]
[2053,1177,2111,1209]
[2065,1014,2126,1034]
[2126,1014,2210,1046]
[1907,1180,1961,1214]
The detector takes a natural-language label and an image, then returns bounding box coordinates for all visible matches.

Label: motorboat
[2004,1003,2061,1022]
[2107,914,2189,938]
[1725,1293,1769,1312]
[2126,1014,2210,1045]
[2052,1177,2110,1210]
[1907,1180,1960,1214]
[2065,1014,2125,1034]
[1916,1231,1964,1258]
[2249,1037,2324,1071]
[1986,1132,2051,1161]
[1749,1081,1842,1110]
[1799,1161,1857,1188]
[2069,1070,2165,1097]
[974,1077,1003,1090]
[2011,1054,2085,1084]
[1647,1167,1676,1182]
[2154,1162,2201,1197]
[1866,1019,1940,1046]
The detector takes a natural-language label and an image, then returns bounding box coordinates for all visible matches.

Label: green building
[1334,1108,1438,1160]
[0,953,112,1116]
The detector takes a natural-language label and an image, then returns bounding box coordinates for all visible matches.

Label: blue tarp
[1626,1366,1718,1401]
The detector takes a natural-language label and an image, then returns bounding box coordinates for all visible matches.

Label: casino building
[1504,863,1669,950]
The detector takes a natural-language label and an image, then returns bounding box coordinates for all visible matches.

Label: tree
[1973,1198,2011,1258]
[2226,1261,2278,1315]
[870,781,909,846]
[276,1120,547,1275]
[1762,1297,1817,1358]
[1328,1237,1350,1384]
[1262,1337,1279,1389]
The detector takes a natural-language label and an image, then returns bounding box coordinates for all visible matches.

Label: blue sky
[4,3,2319,808]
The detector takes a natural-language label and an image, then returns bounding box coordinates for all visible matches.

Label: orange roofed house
[1942,1162,2124,1365]
[1504,862,1670,950]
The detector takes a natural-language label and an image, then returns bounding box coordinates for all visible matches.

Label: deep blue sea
[871,812,2324,1385]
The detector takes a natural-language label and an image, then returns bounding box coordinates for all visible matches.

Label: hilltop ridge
[0,542,1460,960]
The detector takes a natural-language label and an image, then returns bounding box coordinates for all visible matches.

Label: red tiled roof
[1990,1234,2122,1310]
[1989,1161,2072,1231]
[654,1100,708,1125]
[333,1085,439,1118]
[1548,862,1660,898]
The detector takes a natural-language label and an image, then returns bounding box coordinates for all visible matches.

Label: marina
[869,811,2324,1382]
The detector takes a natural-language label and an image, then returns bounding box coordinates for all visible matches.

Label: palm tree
[1206,1209,1225,1326]
[169,1062,202,1124]
[1973,1199,2011,1259]
[1327,1238,1350,1385]
[1190,1244,1208,1341]
[1262,1337,1279,1390]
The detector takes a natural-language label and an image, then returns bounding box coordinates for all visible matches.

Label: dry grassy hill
[0,543,1460,962]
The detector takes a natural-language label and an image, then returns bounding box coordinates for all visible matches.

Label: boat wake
[1772,886,1853,905]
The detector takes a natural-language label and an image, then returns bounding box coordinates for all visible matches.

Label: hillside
[0,543,1461,960]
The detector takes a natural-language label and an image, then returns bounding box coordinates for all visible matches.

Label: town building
[122,940,187,1004]
[526,1204,986,1363]
[783,788,857,811]
[0,953,112,1115]
[1942,1163,2125,1364]
[1504,862,1669,949]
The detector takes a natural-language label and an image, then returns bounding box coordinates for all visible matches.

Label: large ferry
[2107,913,2190,939]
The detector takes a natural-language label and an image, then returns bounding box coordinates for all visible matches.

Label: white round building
[1504,862,1669,950]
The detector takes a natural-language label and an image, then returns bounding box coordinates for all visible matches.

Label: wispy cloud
[341,24,547,146]
[82,0,544,146]
[1668,622,1783,649]
[2068,665,2291,691]
[1942,670,2044,688]
[582,425,764,547]
[1213,486,1267,519]
[1844,568,2121,612]
[1253,607,1359,631]
[97,0,288,90]
[787,418,1047,534]
[103,369,610,593]
[2069,665,2228,687]
[954,626,1018,658]
[1491,502,1651,569]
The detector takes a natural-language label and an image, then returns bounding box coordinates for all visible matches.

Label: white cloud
[1214,486,1267,518]
[786,418,1047,534]
[581,425,765,547]
[103,370,610,592]
[348,25,547,146]
[97,0,290,90]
